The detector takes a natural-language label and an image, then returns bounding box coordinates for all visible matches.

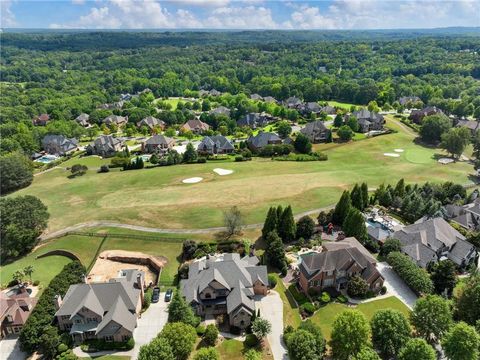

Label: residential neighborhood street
[0,336,26,360]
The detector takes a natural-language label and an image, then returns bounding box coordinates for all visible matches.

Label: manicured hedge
[19,261,86,354]
[387,252,433,295]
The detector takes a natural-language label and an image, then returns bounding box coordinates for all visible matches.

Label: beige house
[181,253,268,330]
[55,269,145,344]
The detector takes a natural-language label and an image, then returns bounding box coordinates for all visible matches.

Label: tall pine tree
[278,205,296,243]
[360,182,369,209]
[262,207,278,238]
[343,207,368,242]
[333,191,351,225]
[350,184,364,211]
[266,231,288,275]
[168,290,197,326]
[276,205,283,223]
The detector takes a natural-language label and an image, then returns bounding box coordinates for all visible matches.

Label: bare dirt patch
[87,250,167,285]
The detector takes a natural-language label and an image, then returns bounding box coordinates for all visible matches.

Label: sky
[1,0,479,30]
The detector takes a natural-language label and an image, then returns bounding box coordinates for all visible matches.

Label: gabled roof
[210,106,231,116]
[456,119,480,132]
[226,282,255,315]
[247,132,281,148]
[75,113,90,122]
[352,109,384,123]
[198,135,234,151]
[90,135,124,151]
[95,296,137,334]
[263,96,277,103]
[42,135,78,153]
[393,217,473,267]
[182,119,210,131]
[299,237,382,284]
[180,253,267,313]
[103,115,127,125]
[300,120,328,136]
[137,116,165,128]
[144,134,174,146]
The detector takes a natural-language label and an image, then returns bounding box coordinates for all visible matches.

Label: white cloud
[206,5,277,29]
[170,0,231,7]
[1,0,17,27]
[47,0,480,30]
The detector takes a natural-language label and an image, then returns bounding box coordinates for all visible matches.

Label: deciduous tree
[330,309,370,360]
[442,322,480,360]
[371,309,411,358]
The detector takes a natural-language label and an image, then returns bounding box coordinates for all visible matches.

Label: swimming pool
[35,155,59,164]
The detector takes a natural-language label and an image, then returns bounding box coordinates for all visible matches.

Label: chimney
[54,295,63,311]
[137,274,144,304]
[6,315,13,323]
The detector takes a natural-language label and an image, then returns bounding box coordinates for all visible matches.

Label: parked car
[152,287,160,303]
[164,288,173,302]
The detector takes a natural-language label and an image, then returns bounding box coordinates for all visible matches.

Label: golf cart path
[39,205,335,241]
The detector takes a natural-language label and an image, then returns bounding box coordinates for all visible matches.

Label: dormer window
[205,293,212,299]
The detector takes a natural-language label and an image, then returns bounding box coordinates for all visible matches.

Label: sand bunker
[213,168,234,176]
[384,153,400,157]
[182,177,203,184]
[394,149,404,153]
[438,158,454,165]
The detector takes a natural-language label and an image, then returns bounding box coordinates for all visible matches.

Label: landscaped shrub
[387,252,434,295]
[336,295,348,303]
[300,302,316,317]
[244,333,259,348]
[347,275,369,298]
[320,292,331,304]
[143,288,153,310]
[126,338,135,350]
[203,324,219,346]
[308,287,320,297]
[196,325,206,336]
[33,280,40,286]
[197,157,207,163]
[235,155,245,162]
[98,164,110,173]
[268,274,277,288]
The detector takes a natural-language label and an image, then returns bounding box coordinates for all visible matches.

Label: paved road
[255,291,288,360]
[0,336,26,360]
[39,205,335,241]
[377,262,418,309]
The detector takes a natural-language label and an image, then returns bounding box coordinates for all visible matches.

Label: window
[104,336,114,342]
[122,335,130,341]
[62,315,69,320]
[205,293,212,299]
[323,278,334,287]
[75,319,82,324]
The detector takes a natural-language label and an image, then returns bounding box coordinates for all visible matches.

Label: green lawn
[215,339,273,360]
[0,227,197,290]
[310,296,410,340]
[326,101,360,110]
[12,116,473,233]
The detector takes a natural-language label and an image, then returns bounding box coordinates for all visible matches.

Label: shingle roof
[182,119,210,132]
[247,132,281,149]
[137,116,165,129]
[56,270,143,333]
[144,134,174,146]
[300,120,328,137]
[180,254,267,315]
[198,135,234,152]
[42,135,78,154]
[103,115,127,125]
[393,217,472,267]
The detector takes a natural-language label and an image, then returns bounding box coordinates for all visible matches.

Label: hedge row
[19,261,86,354]
[387,252,433,295]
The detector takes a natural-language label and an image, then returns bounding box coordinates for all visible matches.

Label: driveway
[131,296,169,359]
[377,262,418,309]
[255,291,288,360]
[0,336,26,360]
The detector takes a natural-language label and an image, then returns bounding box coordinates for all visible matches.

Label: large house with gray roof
[137,116,166,131]
[103,115,127,127]
[246,132,282,152]
[456,119,480,135]
[55,269,145,344]
[409,106,443,124]
[180,253,268,330]
[42,135,78,156]
[197,135,234,155]
[181,119,210,134]
[393,217,477,269]
[298,237,384,294]
[142,135,175,154]
[450,199,480,231]
[237,113,274,129]
[300,120,331,143]
[86,135,125,158]
[349,109,385,133]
